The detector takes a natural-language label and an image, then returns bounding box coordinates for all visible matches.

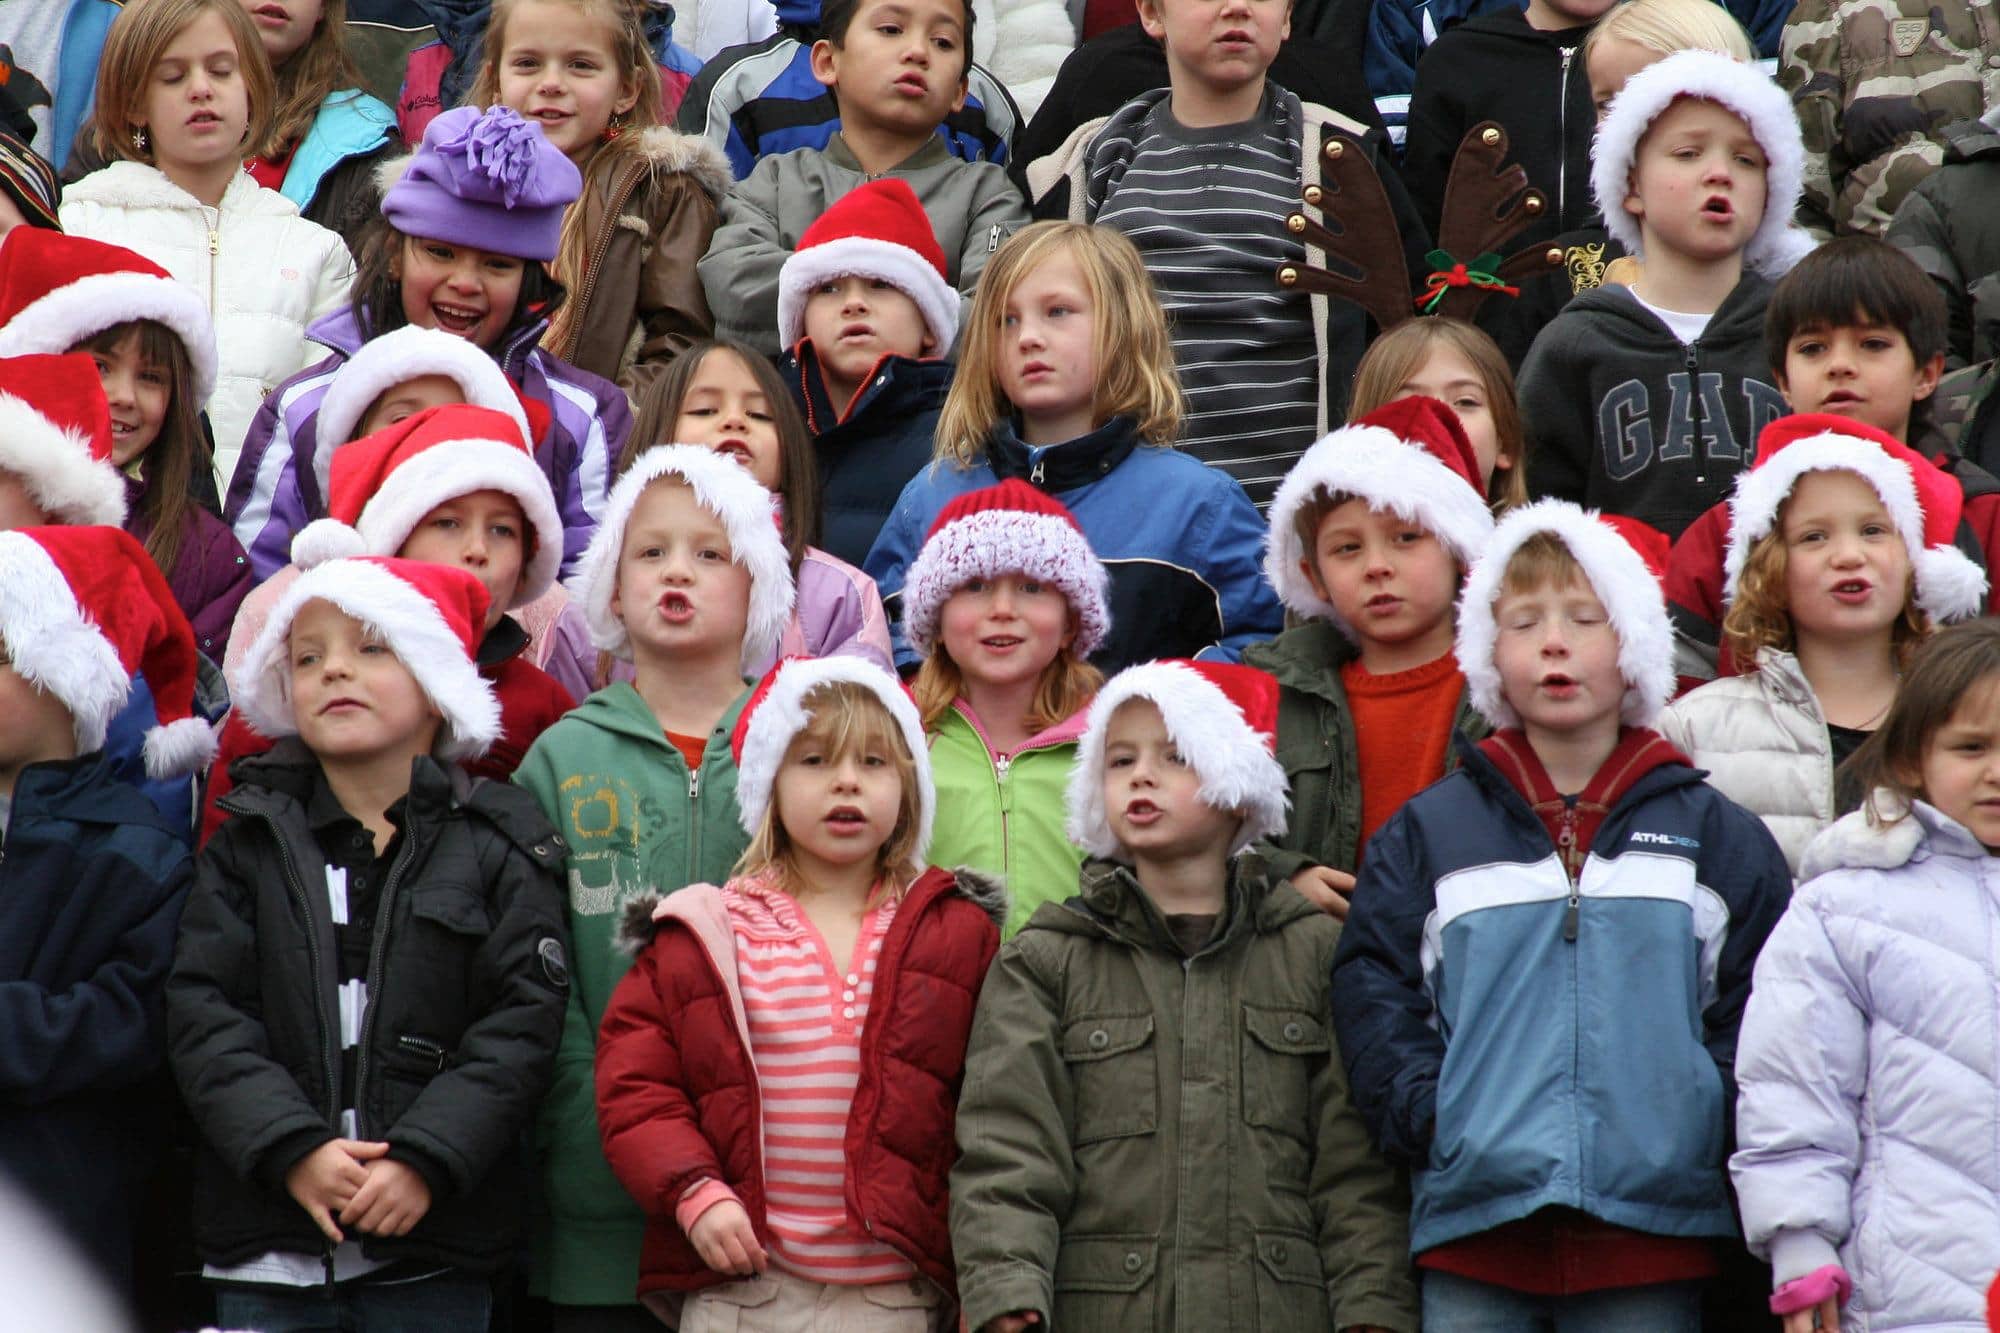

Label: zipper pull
[688,765,701,800]
[1563,889,1580,942]
[988,224,1001,253]
[994,754,1010,782]
[209,228,220,257]
[1684,340,1699,370]
[1030,457,1046,485]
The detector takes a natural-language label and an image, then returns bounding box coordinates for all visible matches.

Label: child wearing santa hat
[951,658,1417,1333]
[169,554,569,1327]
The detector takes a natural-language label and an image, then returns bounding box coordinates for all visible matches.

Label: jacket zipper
[351,828,423,1147]
[1685,340,1704,472]
[562,157,645,360]
[1556,46,1575,223]
[203,205,221,313]
[686,759,703,882]
[1558,802,1581,941]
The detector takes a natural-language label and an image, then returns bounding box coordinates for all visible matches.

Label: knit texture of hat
[776,178,959,351]
[379,106,583,263]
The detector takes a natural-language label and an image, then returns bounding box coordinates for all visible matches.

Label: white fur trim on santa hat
[143,714,218,780]
[1724,431,1988,624]
[735,655,935,862]
[1065,661,1288,861]
[291,518,369,569]
[1591,49,1806,279]
[565,444,795,671]
[0,270,218,403]
[1455,499,1676,730]
[1263,423,1496,628]
[902,509,1111,658]
[0,390,125,526]
[313,327,532,475]
[232,559,502,760]
[0,534,130,754]
[776,236,960,352]
[349,437,565,607]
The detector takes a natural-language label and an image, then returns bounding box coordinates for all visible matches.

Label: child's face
[82,330,170,466]
[610,479,754,665]
[238,0,324,66]
[397,489,528,631]
[672,350,782,490]
[287,599,442,763]
[1780,468,1911,646]
[773,725,905,880]
[357,374,468,440]
[0,469,51,531]
[1623,98,1768,265]
[801,275,936,393]
[0,639,78,788]
[940,573,1074,694]
[135,10,253,174]
[1305,498,1460,655]
[809,0,969,140]
[397,237,526,351]
[1491,571,1626,738]
[1391,348,1509,492]
[495,0,641,160]
[1136,0,1291,103]
[1587,35,1660,119]
[1102,698,1241,864]
[1777,322,1943,443]
[999,248,1099,441]
[1917,677,2000,849]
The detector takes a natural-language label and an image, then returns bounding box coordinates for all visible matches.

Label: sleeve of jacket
[303,234,357,373]
[1778,0,1842,241]
[1330,806,1446,1164]
[1195,473,1288,664]
[1401,44,1461,238]
[1721,0,1791,60]
[863,468,940,674]
[186,514,254,662]
[226,387,314,582]
[1664,501,1729,691]
[950,937,1074,1331]
[624,174,725,393]
[1728,891,1860,1281]
[1697,798,1793,1118]
[1362,0,1426,152]
[1517,316,1593,506]
[955,167,1033,301]
[1885,184,1973,369]
[696,158,793,356]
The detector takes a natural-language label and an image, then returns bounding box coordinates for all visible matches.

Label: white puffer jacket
[59,162,353,488]
[1732,800,2000,1331]
[971,0,1076,122]
[1658,650,1834,878]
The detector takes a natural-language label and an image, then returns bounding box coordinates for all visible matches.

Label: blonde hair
[267,0,366,151]
[94,0,278,162]
[934,222,1181,465]
[1348,318,1530,513]
[736,682,927,901]
[1582,0,1756,68]
[1500,531,1589,598]
[913,642,1102,732]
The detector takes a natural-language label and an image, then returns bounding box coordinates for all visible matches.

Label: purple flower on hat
[379,105,581,263]
[439,106,547,209]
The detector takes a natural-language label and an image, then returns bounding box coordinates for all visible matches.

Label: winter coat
[0,753,192,1283]
[925,701,1088,937]
[1519,272,1790,540]
[1330,737,1792,1253]
[224,306,632,582]
[949,858,1419,1333]
[511,681,755,1306]
[697,133,1028,357]
[1780,0,2000,239]
[677,0,780,61]
[1658,651,1842,880]
[1473,223,1629,372]
[1243,621,1486,884]
[865,417,1286,672]
[167,741,571,1271]
[597,867,1003,1303]
[1883,110,2000,367]
[126,473,252,663]
[542,128,732,395]
[59,162,354,485]
[1733,799,2000,1330]
[971,0,1075,123]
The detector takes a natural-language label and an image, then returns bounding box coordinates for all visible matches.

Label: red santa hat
[1066,660,1288,860]
[1264,396,1497,628]
[1455,499,1677,729]
[312,325,535,459]
[289,404,564,607]
[776,179,959,353]
[900,479,1111,659]
[730,655,936,859]
[0,352,126,526]
[232,556,500,759]
[1724,412,1987,624]
[0,525,214,776]
[0,228,218,403]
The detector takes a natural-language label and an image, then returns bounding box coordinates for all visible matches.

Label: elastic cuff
[1767,1228,1843,1285]
[1770,1264,1851,1316]
[675,1178,741,1234]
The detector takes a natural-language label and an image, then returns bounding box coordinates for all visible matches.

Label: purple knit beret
[379,106,581,262]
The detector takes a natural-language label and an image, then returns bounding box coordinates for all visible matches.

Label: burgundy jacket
[128,477,253,663]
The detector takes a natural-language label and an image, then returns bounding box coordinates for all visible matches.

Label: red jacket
[595,866,1003,1299]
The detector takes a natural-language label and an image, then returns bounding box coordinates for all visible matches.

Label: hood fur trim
[950,865,1009,929]
[628,126,734,204]
[617,894,667,954]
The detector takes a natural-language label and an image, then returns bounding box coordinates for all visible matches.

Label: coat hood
[1559,271,1775,349]
[770,0,821,27]
[1798,796,1988,880]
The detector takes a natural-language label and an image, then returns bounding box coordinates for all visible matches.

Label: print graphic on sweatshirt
[1598,375,1790,482]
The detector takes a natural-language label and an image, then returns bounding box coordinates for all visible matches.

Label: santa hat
[0,525,214,776]
[289,404,564,607]
[0,228,217,402]
[566,444,795,671]
[1456,500,1676,729]
[1591,49,1809,278]
[730,655,935,860]
[313,325,533,457]
[0,352,126,526]
[900,479,1110,659]
[1263,396,1496,628]
[1066,660,1288,860]
[776,179,959,353]
[232,556,500,760]
[1725,413,1987,624]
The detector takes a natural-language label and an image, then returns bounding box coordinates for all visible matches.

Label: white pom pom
[143,715,219,779]
[1916,545,1989,625]
[291,519,367,569]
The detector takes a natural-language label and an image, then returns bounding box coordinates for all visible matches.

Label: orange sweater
[1341,653,1465,853]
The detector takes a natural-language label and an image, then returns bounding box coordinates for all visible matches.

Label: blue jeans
[213,1270,492,1333]
[1422,1271,1704,1333]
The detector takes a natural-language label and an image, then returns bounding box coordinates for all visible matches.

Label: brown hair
[75,321,208,581]
[1843,619,2000,824]
[266,0,366,151]
[345,216,569,343]
[1348,318,1529,513]
[1500,530,1589,597]
[912,635,1102,732]
[93,0,277,162]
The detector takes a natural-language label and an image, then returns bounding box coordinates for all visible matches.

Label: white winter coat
[971,0,1076,121]
[1658,649,1835,878]
[1732,799,2000,1332]
[59,162,353,489]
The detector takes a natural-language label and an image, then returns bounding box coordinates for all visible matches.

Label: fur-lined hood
[619,125,733,205]
[616,864,1008,954]
[1797,794,1987,881]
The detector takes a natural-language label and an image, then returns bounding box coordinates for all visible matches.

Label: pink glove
[1771,1264,1852,1316]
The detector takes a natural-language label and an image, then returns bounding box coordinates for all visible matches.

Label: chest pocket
[408,883,494,938]
[1241,1004,1329,1141]
[1062,1014,1158,1146]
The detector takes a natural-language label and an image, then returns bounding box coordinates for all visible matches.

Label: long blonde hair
[93,0,277,162]
[1348,318,1529,513]
[934,222,1181,465]
[267,0,367,151]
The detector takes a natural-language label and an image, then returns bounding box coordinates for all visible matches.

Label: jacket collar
[823,132,953,176]
[1244,621,1359,702]
[7,750,172,832]
[786,341,952,433]
[1456,728,1699,823]
[1057,856,1316,951]
[570,679,753,752]
[986,415,1143,490]
[70,159,276,215]
[1800,795,1990,879]
[477,614,530,671]
[224,734,468,826]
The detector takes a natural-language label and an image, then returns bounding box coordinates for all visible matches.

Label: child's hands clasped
[340,1157,433,1238]
[285,1138,390,1242]
[689,1200,769,1276]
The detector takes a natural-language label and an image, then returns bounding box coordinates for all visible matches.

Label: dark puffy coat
[126,473,252,663]
[1884,114,2000,368]
[595,866,1003,1299]
[167,741,571,1271]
